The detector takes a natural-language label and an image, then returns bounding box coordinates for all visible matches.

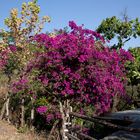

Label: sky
[0,0,140,49]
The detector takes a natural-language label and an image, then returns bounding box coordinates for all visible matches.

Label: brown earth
[0,120,46,140]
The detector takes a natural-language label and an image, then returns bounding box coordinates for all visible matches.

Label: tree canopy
[97,16,140,49]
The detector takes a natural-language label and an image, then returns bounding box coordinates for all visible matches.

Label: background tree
[96,14,140,111]
[96,16,140,49]
[0,1,50,127]
[127,47,140,85]
[125,47,140,107]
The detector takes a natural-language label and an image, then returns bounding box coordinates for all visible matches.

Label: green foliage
[121,47,140,110]
[4,54,20,75]
[33,0,38,4]
[0,1,51,131]
[97,16,140,48]
[127,47,140,85]
[17,125,29,133]
[35,97,48,107]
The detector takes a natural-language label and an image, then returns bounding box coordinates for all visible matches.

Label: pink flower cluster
[0,45,17,70]
[36,106,47,114]
[0,49,10,70]
[12,77,28,93]
[9,45,17,52]
[46,112,61,123]
[12,21,133,116]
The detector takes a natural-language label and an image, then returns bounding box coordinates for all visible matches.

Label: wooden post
[4,75,11,123]
[0,91,10,123]
[111,94,119,112]
[20,97,25,127]
[5,96,10,123]
[0,101,6,120]
[30,97,34,130]
[59,101,69,140]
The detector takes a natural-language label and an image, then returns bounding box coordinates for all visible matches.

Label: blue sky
[0,0,140,49]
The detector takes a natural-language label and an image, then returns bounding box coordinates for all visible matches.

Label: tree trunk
[4,75,11,123]
[30,97,34,130]
[0,101,6,120]
[30,108,34,129]
[111,94,119,113]
[5,97,10,123]
[0,92,10,123]
[20,97,25,127]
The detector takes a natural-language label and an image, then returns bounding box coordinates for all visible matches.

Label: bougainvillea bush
[12,21,133,123]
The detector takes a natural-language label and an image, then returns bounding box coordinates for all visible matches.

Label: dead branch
[70,112,140,133]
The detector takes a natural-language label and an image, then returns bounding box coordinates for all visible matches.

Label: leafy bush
[12,21,133,124]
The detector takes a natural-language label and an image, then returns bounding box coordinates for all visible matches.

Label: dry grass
[0,120,46,140]
[0,86,8,98]
[0,74,8,99]
[0,75,47,140]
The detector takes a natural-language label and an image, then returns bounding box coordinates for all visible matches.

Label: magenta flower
[12,21,133,117]
[9,45,17,52]
[36,106,47,114]
[46,114,54,123]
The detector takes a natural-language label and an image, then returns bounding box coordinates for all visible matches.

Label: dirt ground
[0,120,46,140]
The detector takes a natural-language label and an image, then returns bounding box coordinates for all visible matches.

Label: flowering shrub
[36,106,47,114]
[12,21,133,122]
[0,49,9,70]
[9,45,17,52]
[0,1,50,74]
[12,77,28,93]
[0,45,18,71]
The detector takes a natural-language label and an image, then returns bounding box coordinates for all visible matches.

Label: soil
[0,120,46,140]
